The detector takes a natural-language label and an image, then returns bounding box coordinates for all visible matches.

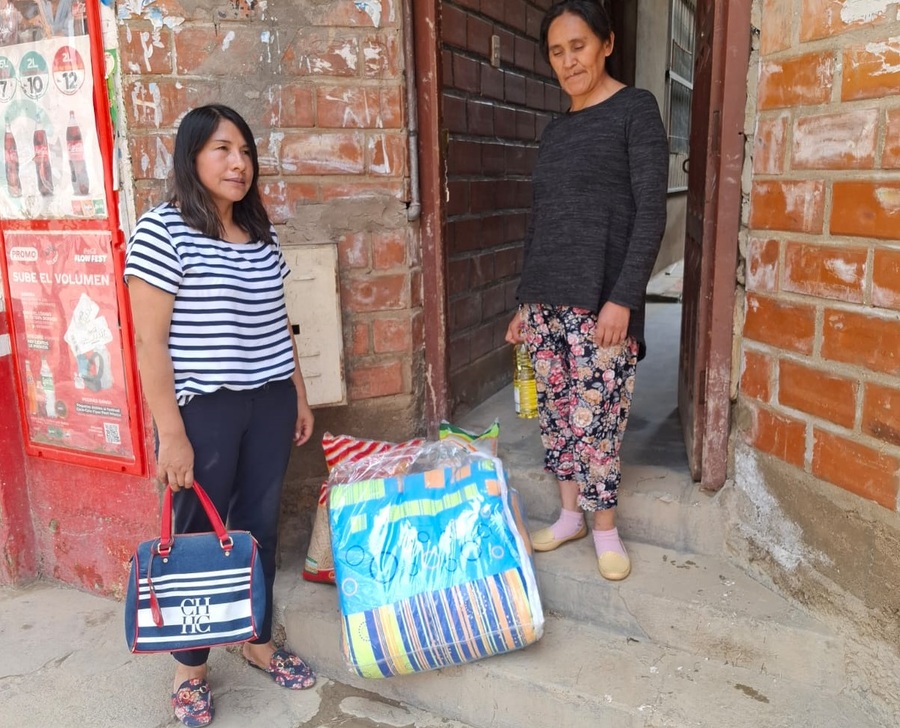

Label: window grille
[666,0,696,192]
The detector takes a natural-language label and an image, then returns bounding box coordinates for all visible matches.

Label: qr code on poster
[103,423,121,445]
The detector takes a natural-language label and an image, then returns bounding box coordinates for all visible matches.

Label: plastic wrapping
[303,433,426,584]
[304,426,496,585]
[326,440,544,678]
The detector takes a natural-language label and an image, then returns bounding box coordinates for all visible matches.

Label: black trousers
[171,378,297,668]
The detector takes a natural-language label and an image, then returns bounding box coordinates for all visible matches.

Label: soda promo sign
[3,230,136,462]
[0,33,105,220]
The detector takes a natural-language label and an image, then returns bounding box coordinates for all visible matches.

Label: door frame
[683,0,752,489]
[413,0,450,434]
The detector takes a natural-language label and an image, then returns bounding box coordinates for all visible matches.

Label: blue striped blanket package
[328,451,544,677]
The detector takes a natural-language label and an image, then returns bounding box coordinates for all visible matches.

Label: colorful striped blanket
[328,456,544,678]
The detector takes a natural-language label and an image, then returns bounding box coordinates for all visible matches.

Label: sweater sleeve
[608,90,669,311]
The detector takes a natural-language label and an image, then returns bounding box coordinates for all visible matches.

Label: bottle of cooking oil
[40,356,56,418]
[513,343,538,419]
[24,360,38,415]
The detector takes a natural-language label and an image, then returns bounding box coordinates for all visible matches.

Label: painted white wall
[635,0,670,110]
[636,0,688,277]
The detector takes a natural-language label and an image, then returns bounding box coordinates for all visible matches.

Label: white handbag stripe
[139,584,252,601]
[135,625,256,645]
[135,597,253,629]
[139,574,251,595]
[139,566,252,586]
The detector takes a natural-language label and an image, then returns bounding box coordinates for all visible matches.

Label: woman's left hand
[594,302,631,347]
[504,309,525,345]
[293,398,314,446]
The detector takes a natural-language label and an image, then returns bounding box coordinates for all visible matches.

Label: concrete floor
[0,580,475,728]
[621,302,689,472]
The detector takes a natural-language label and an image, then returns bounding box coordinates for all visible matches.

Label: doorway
[420,0,752,485]
[610,0,752,488]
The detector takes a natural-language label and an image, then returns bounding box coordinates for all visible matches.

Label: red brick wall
[441,0,564,413]
[741,1,900,512]
[119,0,420,412]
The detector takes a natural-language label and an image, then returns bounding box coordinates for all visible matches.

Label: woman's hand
[594,301,631,347]
[293,398,315,446]
[285,319,314,446]
[157,431,195,492]
[505,309,525,345]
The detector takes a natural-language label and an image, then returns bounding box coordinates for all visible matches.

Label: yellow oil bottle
[513,343,538,419]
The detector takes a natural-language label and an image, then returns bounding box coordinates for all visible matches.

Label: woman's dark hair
[170,104,274,244]
[539,0,614,58]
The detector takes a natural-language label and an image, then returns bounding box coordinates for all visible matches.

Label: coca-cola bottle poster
[0,29,105,220]
[3,230,135,460]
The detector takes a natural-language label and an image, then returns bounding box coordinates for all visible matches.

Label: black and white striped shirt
[124,203,295,405]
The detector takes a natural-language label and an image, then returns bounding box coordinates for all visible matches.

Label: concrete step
[529,537,845,691]
[279,580,873,728]
[461,387,725,556]
[646,259,684,302]
[422,384,845,698]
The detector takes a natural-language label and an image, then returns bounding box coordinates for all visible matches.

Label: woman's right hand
[156,431,195,492]
[505,309,525,345]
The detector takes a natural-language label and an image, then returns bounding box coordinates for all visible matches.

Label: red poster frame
[0,0,146,475]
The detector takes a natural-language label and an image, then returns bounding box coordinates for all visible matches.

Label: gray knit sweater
[516,86,669,357]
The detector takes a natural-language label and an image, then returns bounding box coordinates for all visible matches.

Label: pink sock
[549,508,584,540]
[593,527,627,557]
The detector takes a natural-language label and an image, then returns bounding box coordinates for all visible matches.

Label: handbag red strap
[156,481,232,557]
[147,482,234,629]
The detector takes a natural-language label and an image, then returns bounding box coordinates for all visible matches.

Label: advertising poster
[3,229,135,461]
[0,10,106,220]
[99,0,118,138]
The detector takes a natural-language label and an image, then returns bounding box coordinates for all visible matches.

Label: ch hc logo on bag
[181,597,213,634]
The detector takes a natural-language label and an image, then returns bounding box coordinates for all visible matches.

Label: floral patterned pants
[522,304,639,512]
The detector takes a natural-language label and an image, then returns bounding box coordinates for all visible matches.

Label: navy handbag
[124,482,266,653]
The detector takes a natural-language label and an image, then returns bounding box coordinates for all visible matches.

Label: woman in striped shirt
[125,104,316,727]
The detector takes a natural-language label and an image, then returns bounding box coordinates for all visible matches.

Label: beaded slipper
[172,678,214,727]
[248,648,316,690]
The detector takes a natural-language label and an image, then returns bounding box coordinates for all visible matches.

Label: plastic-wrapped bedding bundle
[327,441,544,678]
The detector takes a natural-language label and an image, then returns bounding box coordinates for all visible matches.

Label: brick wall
[441,0,564,414]
[118,0,421,423]
[740,0,900,513]
[726,6,900,712]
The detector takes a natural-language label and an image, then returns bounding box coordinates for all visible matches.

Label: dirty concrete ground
[0,581,472,728]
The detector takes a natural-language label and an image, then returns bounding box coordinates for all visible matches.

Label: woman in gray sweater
[505,0,668,581]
